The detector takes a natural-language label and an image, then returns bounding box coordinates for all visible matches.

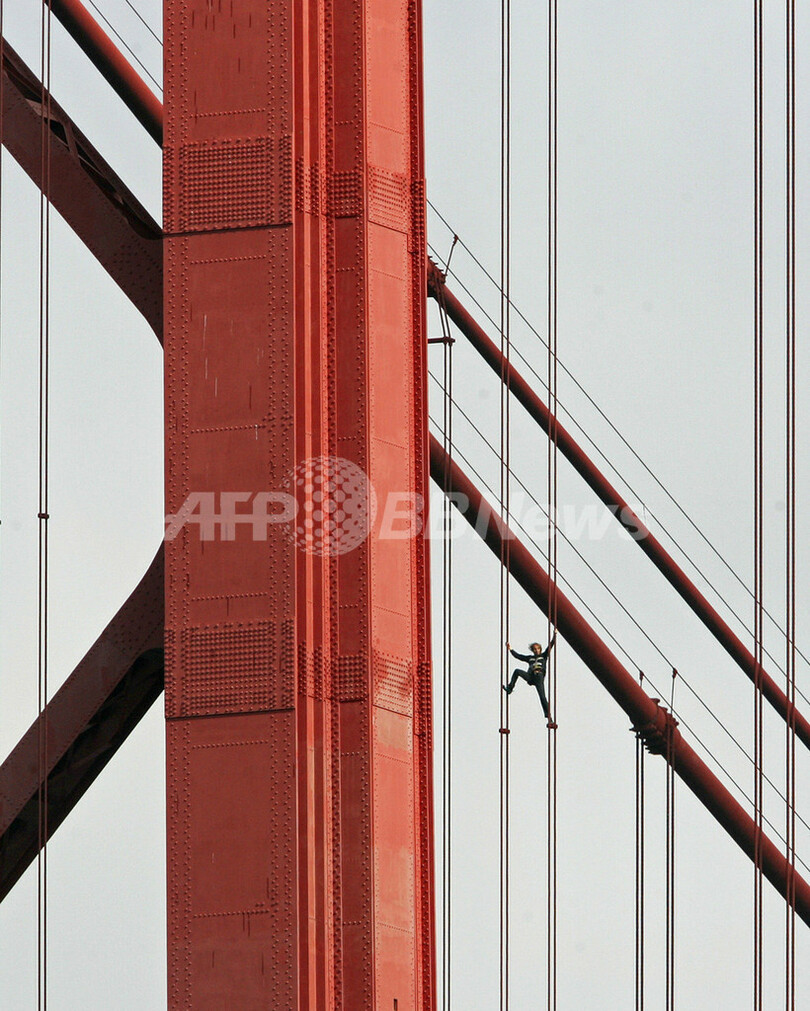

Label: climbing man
[504,635,557,729]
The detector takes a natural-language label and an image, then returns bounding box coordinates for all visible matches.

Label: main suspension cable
[37,3,53,1007]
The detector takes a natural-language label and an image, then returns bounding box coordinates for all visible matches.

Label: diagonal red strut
[0,550,164,900]
[0,40,162,335]
[46,0,162,143]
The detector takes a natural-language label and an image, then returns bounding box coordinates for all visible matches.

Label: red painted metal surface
[46,0,163,143]
[429,436,810,925]
[163,0,434,1006]
[427,260,810,752]
[0,550,163,900]
[0,40,162,336]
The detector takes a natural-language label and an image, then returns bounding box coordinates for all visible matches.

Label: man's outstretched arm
[506,643,533,662]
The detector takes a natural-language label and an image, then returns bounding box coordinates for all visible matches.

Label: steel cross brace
[0,551,163,899]
[1,39,162,336]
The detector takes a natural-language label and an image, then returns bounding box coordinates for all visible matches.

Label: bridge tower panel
[162,0,433,1006]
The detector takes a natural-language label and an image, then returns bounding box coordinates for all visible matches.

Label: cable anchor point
[632,700,679,757]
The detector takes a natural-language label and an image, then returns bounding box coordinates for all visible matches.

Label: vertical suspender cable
[635,676,645,1011]
[499,0,512,1003]
[753,1,765,1005]
[665,670,677,1011]
[784,2,796,1004]
[438,284,454,1011]
[37,3,52,1009]
[546,0,559,1006]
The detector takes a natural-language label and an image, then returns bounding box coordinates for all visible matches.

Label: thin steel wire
[498,0,512,1004]
[435,287,454,1011]
[84,0,163,92]
[752,0,765,1001]
[37,3,53,1007]
[635,718,645,1011]
[546,1,559,1005]
[121,0,162,45]
[665,671,677,1011]
[784,1,797,1002]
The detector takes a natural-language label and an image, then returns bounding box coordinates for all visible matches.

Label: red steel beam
[0,39,162,336]
[427,260,810,752]
[0,550,163,900]
[428,435,810,925]
[46,0,162,144]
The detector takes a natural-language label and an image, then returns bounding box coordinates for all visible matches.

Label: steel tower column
[163,0,434,1006]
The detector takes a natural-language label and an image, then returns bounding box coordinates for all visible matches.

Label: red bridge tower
[162,0,434,1005]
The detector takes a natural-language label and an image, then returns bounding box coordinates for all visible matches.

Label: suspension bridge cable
[426,223,810,680]
[434,279,455,1011]
[665,670,677,1011]
[37,4,53,1007]
[427,417,810,880]
[784,1,797,1001]
[752,0,765,1001]
[427,238,810,716]
[498,0,512,1000]
[635,713,645,1011]
[427,378,810,830]
[546,2,559,1002]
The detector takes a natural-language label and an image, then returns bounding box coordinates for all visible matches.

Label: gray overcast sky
[1,0,809,1007]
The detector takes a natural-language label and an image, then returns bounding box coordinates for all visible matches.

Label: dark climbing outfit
[506,645,553,719]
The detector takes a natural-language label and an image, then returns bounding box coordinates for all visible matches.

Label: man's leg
[503,669,525,694]
[536,678,556,727]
